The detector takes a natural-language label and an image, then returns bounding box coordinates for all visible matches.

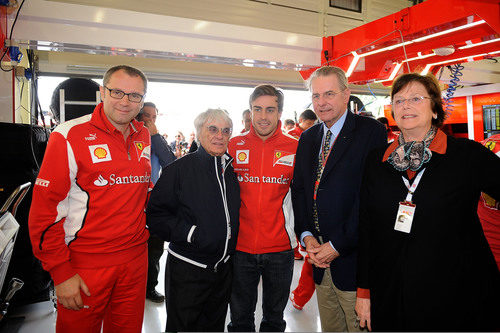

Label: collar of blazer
[317,110,355,181]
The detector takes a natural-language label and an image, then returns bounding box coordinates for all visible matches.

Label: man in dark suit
[292,66,386,331]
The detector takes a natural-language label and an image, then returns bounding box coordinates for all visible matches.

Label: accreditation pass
[394,201,416,233]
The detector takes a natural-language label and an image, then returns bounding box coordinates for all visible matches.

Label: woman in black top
[356,73,500,331]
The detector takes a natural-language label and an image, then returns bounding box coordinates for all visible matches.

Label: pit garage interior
[0,0,498,332]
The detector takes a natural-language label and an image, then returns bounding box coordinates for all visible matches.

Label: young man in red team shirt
[227,85,298,332]
[29,65,151,333]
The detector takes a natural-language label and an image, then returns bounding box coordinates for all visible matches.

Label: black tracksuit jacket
[146,145,240,271]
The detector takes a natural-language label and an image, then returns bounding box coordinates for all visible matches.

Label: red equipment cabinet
[301,0,500,85]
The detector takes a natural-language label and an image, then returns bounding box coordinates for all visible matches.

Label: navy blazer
[292,110,387,291]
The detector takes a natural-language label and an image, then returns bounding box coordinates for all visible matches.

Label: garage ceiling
[13,0,499,89]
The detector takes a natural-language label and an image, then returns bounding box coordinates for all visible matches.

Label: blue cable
[443,64,464,117]
[359,83,379,112]
[367,83,377,98]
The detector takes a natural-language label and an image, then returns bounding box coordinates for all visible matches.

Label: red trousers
[291,256,315,307]
[56,250,148,333]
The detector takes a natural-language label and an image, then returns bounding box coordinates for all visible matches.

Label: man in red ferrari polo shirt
[29,65,151,333]
[227,84,298,332]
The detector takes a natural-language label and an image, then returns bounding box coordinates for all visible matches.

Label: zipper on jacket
[213,156,231,272]
[254,140,265,252]
[126,132,132,161]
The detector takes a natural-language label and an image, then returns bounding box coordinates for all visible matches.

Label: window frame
[329,0,363,13]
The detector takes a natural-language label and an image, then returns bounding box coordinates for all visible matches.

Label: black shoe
[146,289,165,303]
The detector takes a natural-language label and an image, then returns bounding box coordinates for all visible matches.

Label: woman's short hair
[194,108,233,139]
[249,85,284,112]
[391,73,445,128]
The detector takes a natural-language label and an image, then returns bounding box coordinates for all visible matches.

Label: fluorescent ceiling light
[374,62,403,83]
[345,51,360,77]
[420,49,500,75]
[458,38,500,50]
[402,52,436,63]
[358,20,486,58]
[412,20,485,43]
[388,63,403,81]
[360,41,412,57]
[421,64,433,76]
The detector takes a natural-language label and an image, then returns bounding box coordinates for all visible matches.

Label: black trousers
[165,254,232,332]
[146,235,164,292]
[227,250,294,332]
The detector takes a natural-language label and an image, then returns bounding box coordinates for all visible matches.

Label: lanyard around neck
[401,168,425,203]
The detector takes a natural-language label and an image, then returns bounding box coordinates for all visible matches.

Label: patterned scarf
[388,126,437,171]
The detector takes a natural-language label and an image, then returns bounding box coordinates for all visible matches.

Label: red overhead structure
[1,6,7,52]
[301,0,500,85]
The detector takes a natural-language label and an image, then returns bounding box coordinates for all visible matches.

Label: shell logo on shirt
[94,148,107,159]
[89,144,112,163]
[273,150,295,167]
[236,150,249,164]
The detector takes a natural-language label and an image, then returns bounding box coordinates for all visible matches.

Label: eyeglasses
[104,86,144,103]
[207,125,232,137]
[312,90,344,101]
[392,96,431,107]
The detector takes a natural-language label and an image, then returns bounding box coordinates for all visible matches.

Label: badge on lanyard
[394,201,416,233]
[394,168,425,234]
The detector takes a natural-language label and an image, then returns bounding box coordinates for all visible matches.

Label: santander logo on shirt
[237,173,290,185]
[93,172,151,187]
[93,175,109,186]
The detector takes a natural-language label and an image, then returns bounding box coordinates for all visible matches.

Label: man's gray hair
[307,66,348,91]
[194,108,233,139]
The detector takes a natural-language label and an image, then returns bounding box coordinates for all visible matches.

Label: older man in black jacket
[147,108,240,332]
